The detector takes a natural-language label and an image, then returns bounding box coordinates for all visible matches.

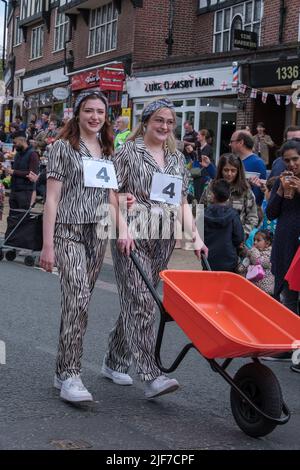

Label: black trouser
[280,281,300,315]
[9,190,33,210]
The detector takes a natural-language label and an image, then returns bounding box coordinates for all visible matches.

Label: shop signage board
[99,70,125,91]
[71,66,125,92]
[4,110,11,133]
[53,87,69,100]
[71,69,101,91]
[250,60,300,88]
[233,29,257,50]
[126,66,233,98]
[23,68,68,92]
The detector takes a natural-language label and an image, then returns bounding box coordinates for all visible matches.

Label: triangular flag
[250,88,257,99]
[262,92,268,103]
[220,80,228,91]
[239,84,247,94]
[274,94,281,105]
[296,99,300,109]
[285,96,291,105]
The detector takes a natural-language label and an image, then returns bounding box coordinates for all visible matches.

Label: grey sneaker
[60,375,93,403]
[101,363,133,385]
[54,374,63,390]
[144,375,179,399]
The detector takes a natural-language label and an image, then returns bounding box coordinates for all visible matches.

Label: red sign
[71,69,101,91]
[99,69,125,91]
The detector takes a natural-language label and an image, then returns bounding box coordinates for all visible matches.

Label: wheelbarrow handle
[129,251,165,313]
[201,253,211,271]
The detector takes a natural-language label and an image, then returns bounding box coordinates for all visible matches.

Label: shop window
[88,3,118,56]
[213,0,263,53]
[186,99,196,106]
[31,25,44,59]
[14,16,23,46]
[54,9,69,52]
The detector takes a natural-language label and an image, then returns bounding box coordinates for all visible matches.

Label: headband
[141,98,175,123]
[74,90,108,115]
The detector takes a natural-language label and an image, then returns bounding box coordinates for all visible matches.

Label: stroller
[0,204,43,266]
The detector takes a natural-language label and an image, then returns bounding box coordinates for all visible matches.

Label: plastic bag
[246,264,265,282]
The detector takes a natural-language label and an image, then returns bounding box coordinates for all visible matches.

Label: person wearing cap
[102,97,208,399]
[39,90,116,403]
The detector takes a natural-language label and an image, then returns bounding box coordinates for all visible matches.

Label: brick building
[3,0,300,163]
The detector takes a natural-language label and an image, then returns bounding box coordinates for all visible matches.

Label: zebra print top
[114,137,189,207]
[47,138,110,224]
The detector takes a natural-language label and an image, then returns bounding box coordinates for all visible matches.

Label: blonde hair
[127,102,177,154]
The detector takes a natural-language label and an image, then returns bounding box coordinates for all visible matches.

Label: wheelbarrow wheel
[230,362,283,437]
[5,250,17,261]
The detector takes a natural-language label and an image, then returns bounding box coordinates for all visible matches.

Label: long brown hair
[216,153,249,195]
[58,94,114,156]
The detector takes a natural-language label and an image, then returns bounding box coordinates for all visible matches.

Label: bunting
[238,83,294,106]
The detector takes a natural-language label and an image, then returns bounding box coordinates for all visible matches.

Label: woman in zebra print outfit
[102,98,208,399]
[40,90,115,403]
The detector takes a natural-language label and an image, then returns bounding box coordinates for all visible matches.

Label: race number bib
[150,172,183,206]
[82,158,118,189]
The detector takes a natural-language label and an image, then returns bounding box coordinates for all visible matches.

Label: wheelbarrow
[130,251,300,438]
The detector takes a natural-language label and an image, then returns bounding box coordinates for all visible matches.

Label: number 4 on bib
[162,182,176,199]
[96,167,110,183]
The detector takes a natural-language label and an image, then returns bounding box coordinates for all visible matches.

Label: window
[199,0,227,8]
[54,9,69,51]
[88,3,118,56]
[31,25,44,59]
[20,0,43,20]
[214,0,263,52]
[14,16,23,46]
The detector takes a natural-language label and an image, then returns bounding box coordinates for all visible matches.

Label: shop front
[244,58,300,146]
[126,66,238,162]
[22,67,69,122]
[69,63,125,122]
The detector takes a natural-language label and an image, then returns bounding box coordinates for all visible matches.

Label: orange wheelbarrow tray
[130,252,300,438]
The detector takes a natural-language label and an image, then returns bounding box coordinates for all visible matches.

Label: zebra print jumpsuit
[47,139,109,379]
[105,137,189,381]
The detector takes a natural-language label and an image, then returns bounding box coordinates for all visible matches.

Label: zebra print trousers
[105,237,176,381]
[54,223,108,379]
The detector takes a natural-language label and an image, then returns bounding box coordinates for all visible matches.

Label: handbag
[246,263,265,282]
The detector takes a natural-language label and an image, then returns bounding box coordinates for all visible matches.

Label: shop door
[220,113,236,155]
[199,111,218,159]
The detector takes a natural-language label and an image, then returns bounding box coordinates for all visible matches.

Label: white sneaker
[60,375,93,403]
[101,362,133,385]
[144,375,179,399]
[54,374,63,390]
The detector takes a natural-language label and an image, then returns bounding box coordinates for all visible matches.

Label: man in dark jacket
[6,136,39,209]
[204,179,244,271]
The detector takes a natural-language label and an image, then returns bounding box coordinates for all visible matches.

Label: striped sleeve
[113,142,131,192]
[176,150,189,197]
[47,140,68,182]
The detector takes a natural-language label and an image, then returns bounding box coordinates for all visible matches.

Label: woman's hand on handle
[117,232,135,256]
[194,243,208,260]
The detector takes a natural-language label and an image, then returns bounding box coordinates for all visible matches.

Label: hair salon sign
[127,67,233,98]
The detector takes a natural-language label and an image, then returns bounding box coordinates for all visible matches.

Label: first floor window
[88,2,118,56]
[54,9,69,51]
[14,16,23,46]
[214,0,263,52]
[31,25,44,59]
